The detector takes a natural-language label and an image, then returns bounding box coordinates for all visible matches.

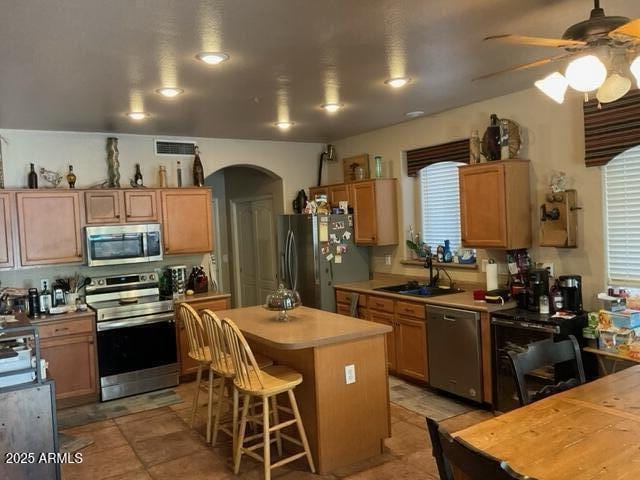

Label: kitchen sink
[374,283,464,297]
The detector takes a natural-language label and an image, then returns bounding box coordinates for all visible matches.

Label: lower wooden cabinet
[369,309,397,371]
[396,315,428,381]
[177,296,230,377]
[39,314,97,402]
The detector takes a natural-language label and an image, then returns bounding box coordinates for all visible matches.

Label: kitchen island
[217,305,392,474]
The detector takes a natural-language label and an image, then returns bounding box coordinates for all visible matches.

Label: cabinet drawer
[336,303,352,316]
[39,318,94,339]
[335,290,367,307]
[368,295,394,313]
[185,297,230,313]
[395,301,425,319]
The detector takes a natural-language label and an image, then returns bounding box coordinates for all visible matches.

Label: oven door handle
[97,312,175,331]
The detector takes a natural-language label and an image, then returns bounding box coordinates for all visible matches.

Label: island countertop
[216,305,392,350]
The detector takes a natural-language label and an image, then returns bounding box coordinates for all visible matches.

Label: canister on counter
[28,288,40,319]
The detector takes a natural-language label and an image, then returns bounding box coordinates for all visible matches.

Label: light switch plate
[345,364,356,384]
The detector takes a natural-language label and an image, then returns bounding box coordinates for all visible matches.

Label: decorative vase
[469,130,481,163]
[66,165,76,188]
[481,114,502,161]
[193,146,204,187]
[106,137,120,187]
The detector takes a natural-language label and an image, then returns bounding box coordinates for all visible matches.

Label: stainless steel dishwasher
[426,305,482,402]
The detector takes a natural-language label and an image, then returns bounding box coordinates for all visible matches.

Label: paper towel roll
[486,263,498,291]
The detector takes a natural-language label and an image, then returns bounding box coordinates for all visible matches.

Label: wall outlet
[40,279,49,292]
[384,254,392,266]
[542,262,555,277]
[344,364,356,384]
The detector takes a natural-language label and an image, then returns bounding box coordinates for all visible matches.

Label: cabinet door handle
[115,214,120,218]
[54,327,69,332]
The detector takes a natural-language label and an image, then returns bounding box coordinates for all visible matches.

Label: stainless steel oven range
[86,272,178,401]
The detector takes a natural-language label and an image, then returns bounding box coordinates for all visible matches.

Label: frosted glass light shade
[535,72,569,104]
[596,73,632,103]
[565,55,607,92]
[630,56,640,87]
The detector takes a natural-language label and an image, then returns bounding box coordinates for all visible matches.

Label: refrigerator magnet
[329,233,339,243]
[326,253,334,261]
[337,244,347,254]
[319,223,329,242]
[343,231,351,240]
[321,244,330,255]
[334,254,342,264]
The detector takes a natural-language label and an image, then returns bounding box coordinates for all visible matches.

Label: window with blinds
[604,145,640,285]
[420,161,463,252]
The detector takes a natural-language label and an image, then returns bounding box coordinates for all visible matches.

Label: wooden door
[161,189,213,254]
[351,181,377,244]
[459,163,507,248]
[0,193,14,268]
[85,191,122,224]
[235,201,258,307]
[17,192,83,266]
[124,190,158,222]
[41,334,96,399]
[328,184,350,206]
[396,315,428,381]
[369,310,396,371]
[253,198,278,303]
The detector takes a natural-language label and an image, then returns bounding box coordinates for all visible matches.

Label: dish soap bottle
[443,240,453,263]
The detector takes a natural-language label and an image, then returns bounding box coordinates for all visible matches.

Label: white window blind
[604,145,640,285]
[420,161,463,252]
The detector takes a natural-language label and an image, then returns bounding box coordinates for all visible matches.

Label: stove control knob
[98,279,105,285]
[149,274,155,280]
[140,275,147,281]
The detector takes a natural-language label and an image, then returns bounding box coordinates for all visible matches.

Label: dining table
[454,364,640,479]
[216,304,392,474]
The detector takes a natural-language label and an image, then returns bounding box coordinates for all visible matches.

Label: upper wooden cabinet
[459,160,531,249]
[16,191,83,266]
[161,188,213,255]
[309,186,328,202]
[85,189,158,224]
[0,193,14,268]
[328,184,350,205]
[350,179,398,246]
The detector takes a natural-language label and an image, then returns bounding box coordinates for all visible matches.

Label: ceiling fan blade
[472,52,577,81]
[610,19,640,39]
[484,34,587,48]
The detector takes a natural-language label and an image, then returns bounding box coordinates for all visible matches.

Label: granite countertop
[335,276,516,313]
[217,305,392,350]
[18,309,95,324]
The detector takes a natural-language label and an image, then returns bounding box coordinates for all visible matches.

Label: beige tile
[440,409,494,434]
[147,450,236,480]
[342,454,438,480]
[62,444,143,480]
[383,420,430,457]
[331,452,397,478]
[113,406,173,425]
[118,411,188,443]
[132,429,209,467]
[103,467,153,480]
[61,419,116,434]
[63,424,128,451]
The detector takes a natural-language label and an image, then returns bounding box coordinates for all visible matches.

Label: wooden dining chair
[200,309,273,445]
[220,316,315,480]
[425,417,453,480]
[176,302,212,427]
[438,427,536,480]
[507,335,585,406]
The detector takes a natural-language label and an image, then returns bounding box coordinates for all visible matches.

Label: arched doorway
[205,165,283,307]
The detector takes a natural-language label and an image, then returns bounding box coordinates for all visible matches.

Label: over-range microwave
[85,223,163,267]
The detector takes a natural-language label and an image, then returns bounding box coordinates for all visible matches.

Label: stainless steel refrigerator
[278,214,370,312]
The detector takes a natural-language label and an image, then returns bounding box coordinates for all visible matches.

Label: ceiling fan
[476,0,640,103]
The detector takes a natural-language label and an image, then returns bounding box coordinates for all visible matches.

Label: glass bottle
[177,161,183,187]
[28,163,38,188]
[158,165,167,187]
[193,146,204,187]
[66,165,76,188]
[134,163,143,186]
[374,155,383,178]
[539,294,550,315]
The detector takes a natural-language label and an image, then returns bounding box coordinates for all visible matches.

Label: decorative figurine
[39,167,63,187]
[500,118,522,159]
[481,114,502,161]
[193,146,204,187]
[106,137,120,187]
[66,165,76,188]
[158,165,167,187]
[470,130,481,164]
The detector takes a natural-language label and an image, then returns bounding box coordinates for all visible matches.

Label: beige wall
[327,87,604,309]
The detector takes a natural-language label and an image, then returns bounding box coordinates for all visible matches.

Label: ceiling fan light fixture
[565,55,607,92]
[534,72,569,104]
[630,56,640,87]
[596,73,632,103]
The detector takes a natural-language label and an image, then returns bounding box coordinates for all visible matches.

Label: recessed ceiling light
[405,110,425,118]
[321,103,343,113]
[385,77,411,88]
[196,52,230,65]
[275,121,294,130]
[156,87,184,98]
[126,112,149,121]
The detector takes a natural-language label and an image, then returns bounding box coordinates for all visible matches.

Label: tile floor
[61,378,493,480]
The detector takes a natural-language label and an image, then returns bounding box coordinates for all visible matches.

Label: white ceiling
[0,0,638,142]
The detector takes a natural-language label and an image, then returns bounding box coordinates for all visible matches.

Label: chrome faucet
[423,248,439,288]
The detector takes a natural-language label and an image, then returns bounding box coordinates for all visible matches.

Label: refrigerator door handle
[312,216,320,285]
[281,230,290,287]
[290,230,298,291]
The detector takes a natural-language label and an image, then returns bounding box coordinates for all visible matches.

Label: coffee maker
[527,268,550,312]
[559,275,583,313]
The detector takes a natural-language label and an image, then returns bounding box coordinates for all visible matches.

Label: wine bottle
[134,164,143,186]
[28,163,38,189]
[193,146,204,187]
[177,161,183,187]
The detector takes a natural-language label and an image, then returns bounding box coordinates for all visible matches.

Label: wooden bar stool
[176,302,212,427]
[221,317,315,480]
[200,309,273,445]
